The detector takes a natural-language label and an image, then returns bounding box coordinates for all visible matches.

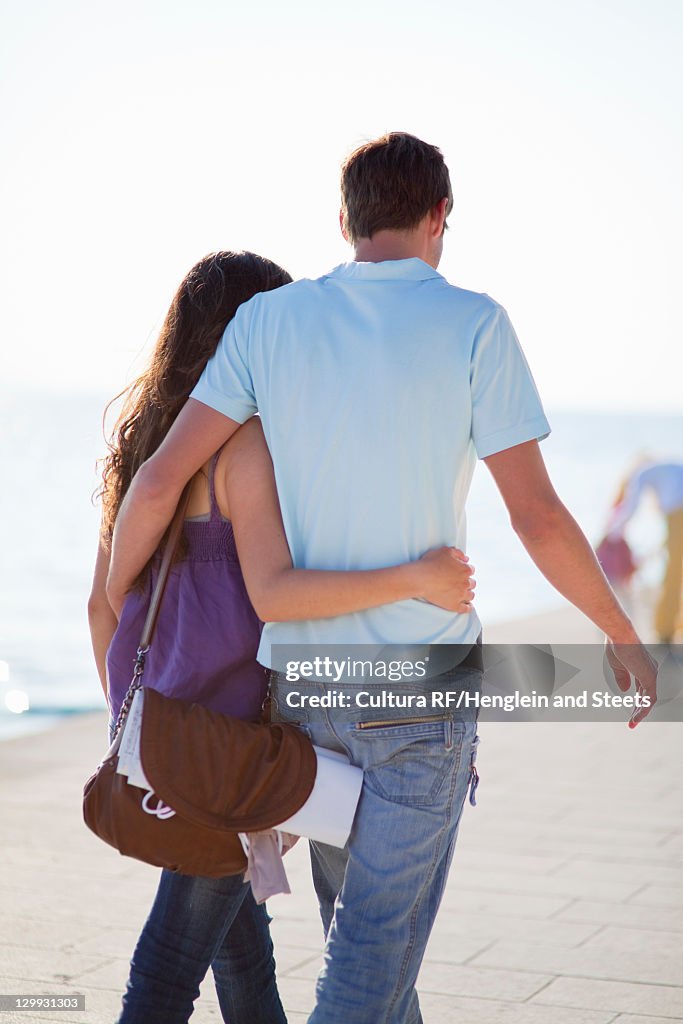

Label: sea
[1,390,681,740]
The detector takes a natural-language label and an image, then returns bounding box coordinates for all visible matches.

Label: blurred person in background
[608,460,683,643]
[596,478,639,617]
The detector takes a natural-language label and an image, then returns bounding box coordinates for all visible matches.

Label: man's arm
[485,440,657,725]
[106,399,241,614]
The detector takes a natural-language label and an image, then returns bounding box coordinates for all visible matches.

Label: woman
[88,251,475,1024]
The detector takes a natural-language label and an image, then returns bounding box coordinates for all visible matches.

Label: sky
[1,0,682,412]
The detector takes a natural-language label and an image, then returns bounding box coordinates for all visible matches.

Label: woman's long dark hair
[98,251,291,547]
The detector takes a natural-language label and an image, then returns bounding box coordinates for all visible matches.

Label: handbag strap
[138,480,193,650]
[111,479,194,739]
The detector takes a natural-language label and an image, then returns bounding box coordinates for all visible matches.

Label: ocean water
[0,390,681,738]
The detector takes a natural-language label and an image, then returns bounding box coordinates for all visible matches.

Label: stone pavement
[1,613,681,1023]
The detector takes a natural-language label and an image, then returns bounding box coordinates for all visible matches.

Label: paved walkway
[1,611,681,1023]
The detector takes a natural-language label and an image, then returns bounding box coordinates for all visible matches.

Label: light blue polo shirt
[191,258,550,663]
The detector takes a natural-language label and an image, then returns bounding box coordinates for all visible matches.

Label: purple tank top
[106,452,268,723]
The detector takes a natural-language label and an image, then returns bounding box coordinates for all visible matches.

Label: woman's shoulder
[214,418,270,516]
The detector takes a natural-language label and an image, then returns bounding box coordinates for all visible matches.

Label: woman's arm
[217,419,475,622]
[88,537,118,700]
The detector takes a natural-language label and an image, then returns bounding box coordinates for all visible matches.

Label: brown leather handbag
[83,484,317,878]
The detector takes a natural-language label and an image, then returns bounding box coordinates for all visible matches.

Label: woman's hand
[415,547,476,613]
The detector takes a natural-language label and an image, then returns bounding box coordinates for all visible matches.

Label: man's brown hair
[340,132,453,244]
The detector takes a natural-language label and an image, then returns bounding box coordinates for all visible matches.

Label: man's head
[340,132,453,265]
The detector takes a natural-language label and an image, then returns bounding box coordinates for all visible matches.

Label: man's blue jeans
[116,869,286,1024]
[271,667,481,1024]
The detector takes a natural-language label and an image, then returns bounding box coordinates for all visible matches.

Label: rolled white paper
[274,746,364,849]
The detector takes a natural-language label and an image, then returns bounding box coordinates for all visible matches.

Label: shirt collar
[326,257,444,282]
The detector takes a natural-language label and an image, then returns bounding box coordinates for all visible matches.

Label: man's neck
[353,229,432,266]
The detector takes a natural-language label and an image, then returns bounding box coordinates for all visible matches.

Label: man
[609,460,683,643]
[107,133,657,1023]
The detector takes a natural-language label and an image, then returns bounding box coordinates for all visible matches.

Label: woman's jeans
[116,869,286,1024]
[271,663,481,1024]
[105,721,286,1024]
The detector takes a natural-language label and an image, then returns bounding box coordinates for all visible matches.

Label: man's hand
[605,638,659,728]
[417,547,476,613]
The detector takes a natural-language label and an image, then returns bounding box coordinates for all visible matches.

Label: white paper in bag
[274,746,364,849]
[116,690,152,790]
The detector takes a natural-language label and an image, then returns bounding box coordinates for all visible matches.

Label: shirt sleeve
[470,303,550,459]
[190,302,258,424]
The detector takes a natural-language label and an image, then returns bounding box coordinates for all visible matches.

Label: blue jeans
[271,667,481,1024]
[106,720,286,1024]
[116,869,286,1024]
